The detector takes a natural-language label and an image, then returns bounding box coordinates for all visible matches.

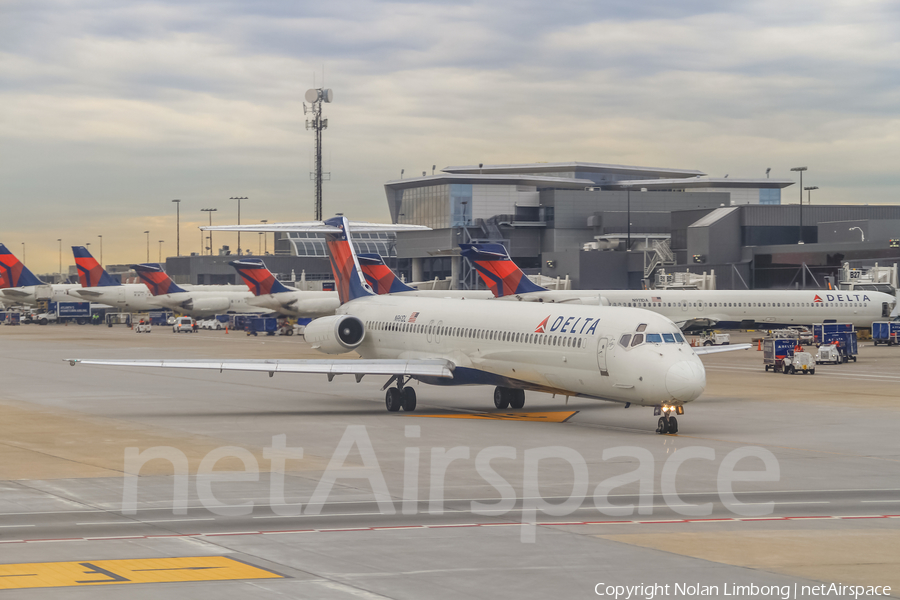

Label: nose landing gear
[654,405,681,434]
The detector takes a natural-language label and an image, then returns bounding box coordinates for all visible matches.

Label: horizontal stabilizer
[203,221,431,233]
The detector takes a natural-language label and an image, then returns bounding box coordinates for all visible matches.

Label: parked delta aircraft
[131,264,261,317]
[69,218,748,434]
[461,243,895,330]
[229,259,340,317]
[0,243,81,305]
[229,256,493,317]
[67,247,160,311]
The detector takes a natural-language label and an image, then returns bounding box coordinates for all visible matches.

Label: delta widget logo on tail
[536,315,600,335]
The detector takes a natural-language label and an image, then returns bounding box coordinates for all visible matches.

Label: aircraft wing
[673,317,721,330]
[66,358,454,379]
[202,221,431,234]
[693,343,752,355]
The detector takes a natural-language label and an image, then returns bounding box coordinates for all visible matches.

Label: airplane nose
[666,360,706,402]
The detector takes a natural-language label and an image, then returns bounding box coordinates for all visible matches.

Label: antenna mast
[304,87,333,221]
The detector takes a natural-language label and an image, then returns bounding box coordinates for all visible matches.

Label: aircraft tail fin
[0,243,44,287]
[323,216,376,304]
[229,259,293,296]
[459,243,546,297]
[72,246,120,287]
[131,263,187,295]
[357,253,416,294]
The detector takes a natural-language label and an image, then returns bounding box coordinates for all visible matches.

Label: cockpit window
[619,334,631,347]
[674,333,685,343]
[631,333,644,347]
[662,333,676,343]
[636,324,647,332]
[646,333,662,343]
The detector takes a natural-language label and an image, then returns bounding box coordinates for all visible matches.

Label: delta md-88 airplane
[70,218,747,434]
[461,244,895,330]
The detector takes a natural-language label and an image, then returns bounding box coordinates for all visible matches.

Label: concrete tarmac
[1,325,898,598]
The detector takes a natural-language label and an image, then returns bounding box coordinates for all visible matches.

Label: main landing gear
[493,387,526,410]
[384,376,416,412]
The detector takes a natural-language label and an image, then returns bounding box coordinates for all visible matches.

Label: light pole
[97,235,102,265]
[201,209,217,255]
[143,231,150,262]
[791,166,808,243]
[172,199,181,257]
[261,220,268,254]
[21,242,24,264]
[804,186,818,206]
[258,232,263,255]
[57,239,62,281]
[158,240,164,263]
[230,197,247,255]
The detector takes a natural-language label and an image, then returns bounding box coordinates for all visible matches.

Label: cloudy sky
[2,0,899,272]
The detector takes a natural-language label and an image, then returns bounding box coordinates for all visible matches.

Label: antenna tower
[304,87,333,221]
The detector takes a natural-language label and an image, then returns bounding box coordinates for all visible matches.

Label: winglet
[131,263,187,295]
[0,243,45,287]
[357,253,416,294]
[229,259,293,295]
[322,217,376,304]
[72,246,120,287]
[459,243,546,297]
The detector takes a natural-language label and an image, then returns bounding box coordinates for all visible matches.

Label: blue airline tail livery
[357,254,416,294]
[72,246,120,288]
[0,243,45,287]
[459,243,545,296]
[131,264,188,295]
[230,259,294,296]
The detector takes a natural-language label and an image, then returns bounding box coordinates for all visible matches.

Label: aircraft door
[884,302,893,318]
[597,337,610,376]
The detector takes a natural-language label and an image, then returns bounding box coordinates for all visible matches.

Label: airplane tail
[72,246,120,287]
[357,253,416,294]
[131,263,187,295]
[0,243,45,287]
[322,216,375,304]
[229,259,293,296]
[459,243,547,297]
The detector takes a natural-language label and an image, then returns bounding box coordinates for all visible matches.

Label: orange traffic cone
[757,339,762,351]
[225,326,229,334]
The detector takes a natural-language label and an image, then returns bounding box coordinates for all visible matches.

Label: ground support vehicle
[699,332,730,346]
[816,344,843,365]
[106,313,132,327]
[763,337,814,373]
[35,302,91,325]
[0,312,21,325]
[172,316,196,333]
[134,322,152,333]
[247,317,277,336]
[813,323,853,346]
[147,311,173,326]
[871,321,900,346]
[821,331,858,362]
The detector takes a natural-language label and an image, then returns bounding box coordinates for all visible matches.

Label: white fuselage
[250,289,494,318]
[0,284,82,306]
[150,290,262,317]
[501,289,895,330]
[338,295,706,407]
[69,284,159,311]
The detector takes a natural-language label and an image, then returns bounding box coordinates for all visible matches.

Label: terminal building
[157,160,900,293]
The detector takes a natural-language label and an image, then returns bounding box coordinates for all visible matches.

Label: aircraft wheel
[656,417,669,435]
[509,389,525,409]
[668,416,678,434]
[400,387,417,412]
[385,388,402,412]
[493,387,510,410]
